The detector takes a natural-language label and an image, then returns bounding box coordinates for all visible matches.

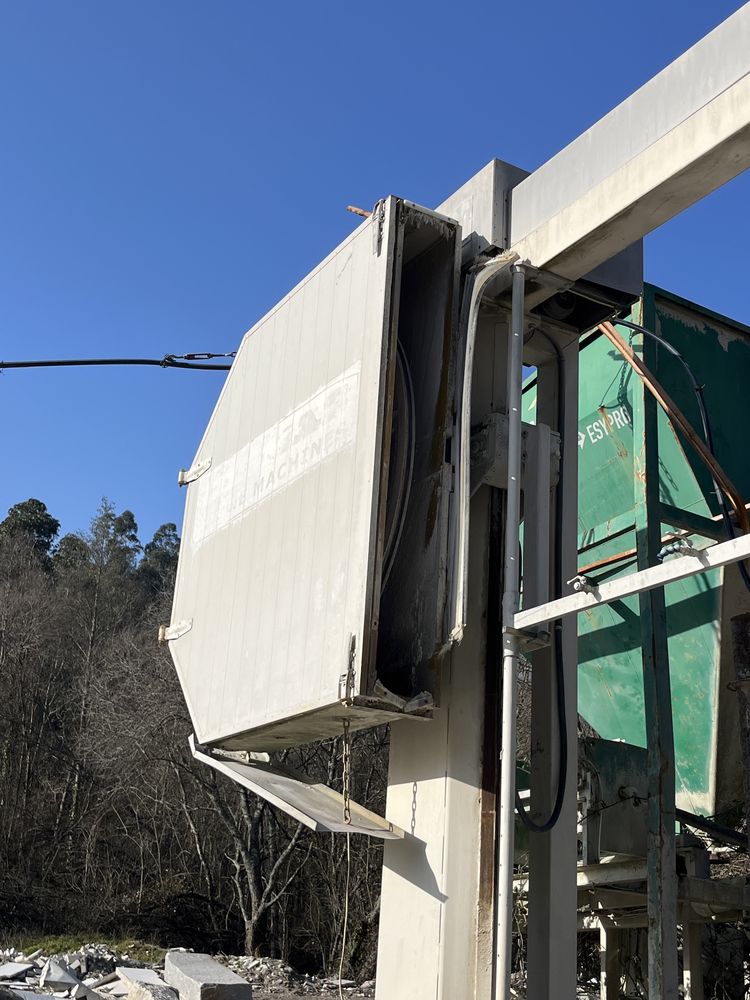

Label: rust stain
[597,404,629,459]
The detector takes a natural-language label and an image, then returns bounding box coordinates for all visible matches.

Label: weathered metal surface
[579,738,648,864]
[190,738,403,839]
[169,198,460,751]
[522,284,750,816]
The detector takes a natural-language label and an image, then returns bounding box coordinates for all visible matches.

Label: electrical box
[168,197,461,752]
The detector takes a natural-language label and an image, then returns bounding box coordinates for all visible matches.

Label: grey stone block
[40,962,79,990]
[0,968,33,984]
[164,954,252,1000]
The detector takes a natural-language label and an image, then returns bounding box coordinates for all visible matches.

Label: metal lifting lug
[568,573,595,593]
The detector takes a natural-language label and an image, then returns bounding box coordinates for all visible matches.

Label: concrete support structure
[375,303,511,1000]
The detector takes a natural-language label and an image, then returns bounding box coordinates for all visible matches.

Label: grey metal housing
[168,197,461,751]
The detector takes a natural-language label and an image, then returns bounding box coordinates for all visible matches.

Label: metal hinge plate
[178,458,211,486]
[158,619,193,644]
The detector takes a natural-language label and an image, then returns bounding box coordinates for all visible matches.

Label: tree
[53,533,89,572]
[138,523,180,594]
[0,499,59,560]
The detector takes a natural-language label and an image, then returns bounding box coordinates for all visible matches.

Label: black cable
[0,352,235,372]
[515,333,568,833]
[615,316,750,594]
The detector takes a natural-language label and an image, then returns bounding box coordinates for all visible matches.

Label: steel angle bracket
[178,457,212,486]
[189,735,404,840]
[502,624,550,651]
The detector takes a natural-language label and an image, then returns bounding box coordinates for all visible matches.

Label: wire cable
[0,352,235,372]
[604,317,750,593]
[338,832,351,1000]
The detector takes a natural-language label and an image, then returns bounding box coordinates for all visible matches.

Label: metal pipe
[495,262,526,1000]
[452,251,518,642]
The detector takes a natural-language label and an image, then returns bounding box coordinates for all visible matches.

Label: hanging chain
[342,718,352,826]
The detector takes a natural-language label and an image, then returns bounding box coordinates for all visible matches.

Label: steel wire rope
[610,316,750,593]
[599,319,750,593]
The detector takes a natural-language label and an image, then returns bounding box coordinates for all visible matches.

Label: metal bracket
[470,413,560,497]
[178,457,211,486]
[158,619,193,644]
[502,624,550,651]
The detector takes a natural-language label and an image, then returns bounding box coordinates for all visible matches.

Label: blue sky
[2,1,748,546]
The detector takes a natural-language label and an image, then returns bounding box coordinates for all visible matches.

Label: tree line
[0,498,387,978]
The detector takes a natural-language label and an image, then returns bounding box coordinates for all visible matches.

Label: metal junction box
[168,197,461,752]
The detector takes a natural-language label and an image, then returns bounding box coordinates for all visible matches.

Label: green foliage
[0,498,60,558]
[138,523,180,595]
[53,533,90,572]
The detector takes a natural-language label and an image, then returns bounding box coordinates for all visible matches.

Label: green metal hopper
[523,283,750,817]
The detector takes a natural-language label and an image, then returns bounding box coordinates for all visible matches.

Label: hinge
[371,200,386,256]
[339,634,357,703]
[178,457,212,486]
[158,619,193,644]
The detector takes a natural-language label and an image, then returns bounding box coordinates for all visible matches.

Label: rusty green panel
[522,283,750,815]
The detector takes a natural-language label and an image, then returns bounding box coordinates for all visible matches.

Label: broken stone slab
[89,974,117,990]
[126,983,177,1000]
[40,962,80,991]
[0,968,33,983]
[71,984,104,1000]
[164,953,252,1000]
[99,984,128,997]
[115,971,163,989]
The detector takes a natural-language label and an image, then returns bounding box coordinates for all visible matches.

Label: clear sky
[2,1,748,546]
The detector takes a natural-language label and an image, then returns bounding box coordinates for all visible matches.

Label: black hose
[615,316,750,594]
[515,334,568,833]
[0,354,234,371]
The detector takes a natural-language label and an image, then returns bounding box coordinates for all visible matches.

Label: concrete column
[375,311,506,1000]
[682,922,705,1000]
[374,489,492,1000]
[599,921,622,1000]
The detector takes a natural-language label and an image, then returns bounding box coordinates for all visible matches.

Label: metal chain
[342,718,352,826]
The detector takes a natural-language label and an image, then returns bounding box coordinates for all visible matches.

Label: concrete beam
[510,3,750,278]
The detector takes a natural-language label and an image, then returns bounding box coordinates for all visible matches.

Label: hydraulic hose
[514,331,568,833]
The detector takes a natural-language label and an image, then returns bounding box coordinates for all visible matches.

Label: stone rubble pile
[0,948,376,1000]
[220,957,374,997]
